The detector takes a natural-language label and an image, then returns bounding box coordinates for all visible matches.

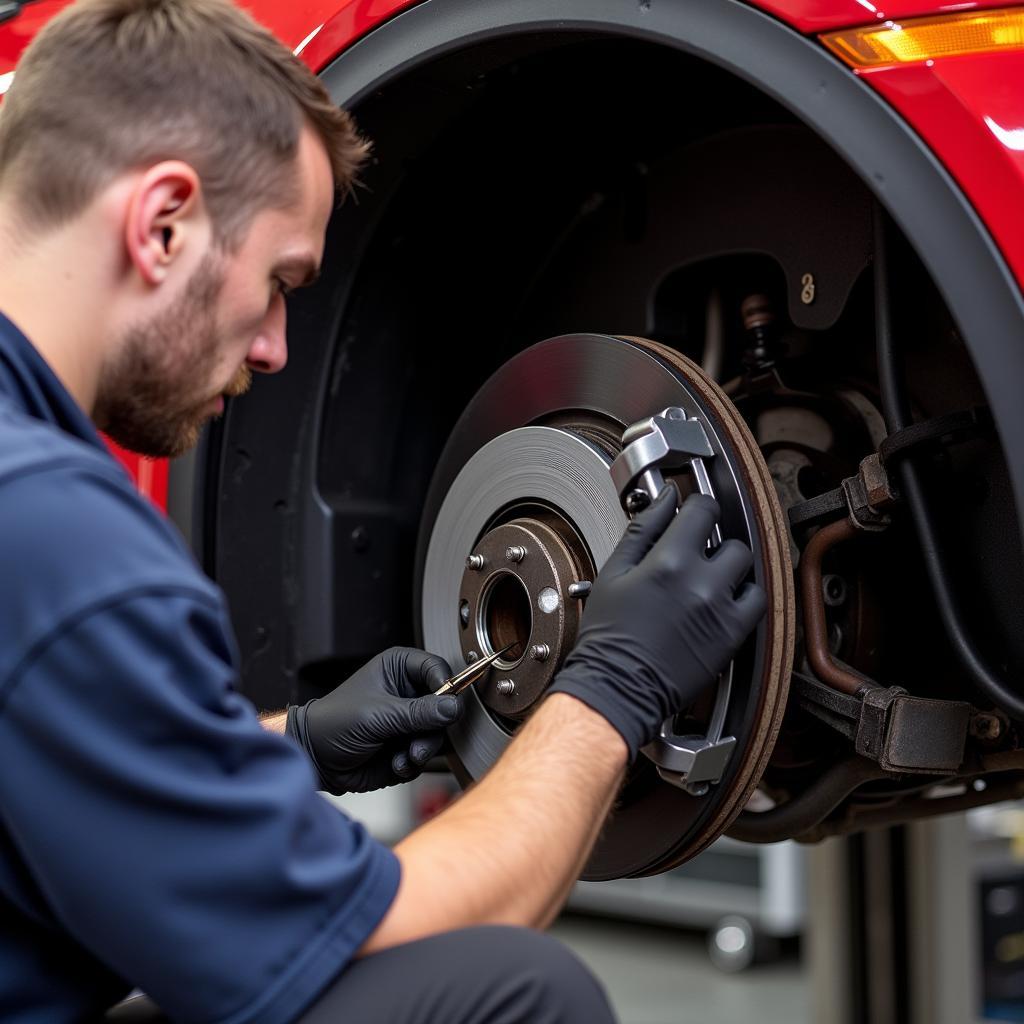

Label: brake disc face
[418,335,794,878]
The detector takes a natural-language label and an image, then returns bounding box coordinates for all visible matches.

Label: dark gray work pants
[296,926,618,1024]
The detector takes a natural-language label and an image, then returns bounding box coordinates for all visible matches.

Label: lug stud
[529,643,550,662]
[467,650,480,663]
[466,554,485,571]
[568,581,592,599]
[505,545,527,563]
[496,679,515,695]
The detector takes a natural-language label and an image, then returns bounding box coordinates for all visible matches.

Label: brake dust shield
[417,335,794,879]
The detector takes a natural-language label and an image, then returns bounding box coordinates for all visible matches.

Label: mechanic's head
[0,0,367,456]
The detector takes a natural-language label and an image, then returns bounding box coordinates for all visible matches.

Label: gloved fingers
[390,730,447,785]
[395,648,454,696]
[601,484,679,579]
[406,730,446,767]
[733,580,769,633]
[651,493,721,574]
[391,748,419,780]
[390,733,446,780]
[337,748,418,789]
[390,693,464,734]
[708,538,755,589]
[317,747,392,793]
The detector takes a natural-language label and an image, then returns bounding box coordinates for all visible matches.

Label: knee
[471,926,617,1024]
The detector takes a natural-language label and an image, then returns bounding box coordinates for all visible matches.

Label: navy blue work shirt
[0,313,400,1023]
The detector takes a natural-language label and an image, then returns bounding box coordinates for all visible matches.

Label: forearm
[259,710,288,735]
[360,693,627,954]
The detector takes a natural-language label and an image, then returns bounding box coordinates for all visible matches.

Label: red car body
[3,0,1022,513]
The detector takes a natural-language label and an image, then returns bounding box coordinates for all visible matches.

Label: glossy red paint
[0,0,373,71]
[749,0,1021,33]
[233,0,389,54]
[293,0,417,73]
[243,0,1024,66]
[860,51,1024,295]
[2,0,1017,72]
[0,0,68,66]
[105,441,170,511]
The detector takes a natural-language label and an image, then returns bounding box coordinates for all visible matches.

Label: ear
[124,161,206,287]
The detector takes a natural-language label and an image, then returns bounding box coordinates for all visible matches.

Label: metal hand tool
[434,645,514,696]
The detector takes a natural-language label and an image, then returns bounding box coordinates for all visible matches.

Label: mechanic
[0,1,767,1021]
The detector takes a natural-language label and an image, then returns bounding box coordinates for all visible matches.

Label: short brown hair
[0,0,369,246]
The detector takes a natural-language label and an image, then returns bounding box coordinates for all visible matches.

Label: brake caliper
[610,407,738,797]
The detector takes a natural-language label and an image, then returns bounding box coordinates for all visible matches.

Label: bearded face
[94,253,252,458]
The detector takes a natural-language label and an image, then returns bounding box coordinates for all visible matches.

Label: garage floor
[551,914,808,1024]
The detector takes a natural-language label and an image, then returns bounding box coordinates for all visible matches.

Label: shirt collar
[0,311,107,454]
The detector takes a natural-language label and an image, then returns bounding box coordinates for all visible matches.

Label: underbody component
[872,210,1024,722]
[420,333,794,878]
[791,674,971,775]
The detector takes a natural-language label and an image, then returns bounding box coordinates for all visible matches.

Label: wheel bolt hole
[459,599,470,629]
[482,572,532,663]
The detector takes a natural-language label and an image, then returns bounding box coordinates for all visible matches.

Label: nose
[246,293,288,374]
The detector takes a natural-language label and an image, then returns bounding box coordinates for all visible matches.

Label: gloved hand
[548,488,767,760]
[286,647,463,794]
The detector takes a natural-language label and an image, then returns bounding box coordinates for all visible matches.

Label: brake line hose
[873,205,1024,720]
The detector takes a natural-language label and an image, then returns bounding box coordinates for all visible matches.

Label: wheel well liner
[319,0,1024,541]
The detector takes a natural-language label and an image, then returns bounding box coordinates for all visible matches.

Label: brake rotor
[417,334,794,878]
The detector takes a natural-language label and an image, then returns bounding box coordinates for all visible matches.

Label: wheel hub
[459,514,593,717]
[421,423,628,781]
[417,334,795,878]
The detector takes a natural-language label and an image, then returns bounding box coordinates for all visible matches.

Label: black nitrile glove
[286,647,463,794]
[548,488,768,760]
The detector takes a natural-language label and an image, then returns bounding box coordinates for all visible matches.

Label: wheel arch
[318,0,1024,534]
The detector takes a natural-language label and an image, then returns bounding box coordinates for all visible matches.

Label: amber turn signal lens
[821,7,1024,68]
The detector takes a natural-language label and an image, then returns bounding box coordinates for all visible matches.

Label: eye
[272,277,293,298]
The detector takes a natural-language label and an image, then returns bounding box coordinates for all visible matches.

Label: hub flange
[459,517,593,717]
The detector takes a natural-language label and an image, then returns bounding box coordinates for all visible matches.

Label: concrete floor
[551,914,808,1024]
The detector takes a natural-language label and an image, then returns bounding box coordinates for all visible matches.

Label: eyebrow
[274,257,321,288]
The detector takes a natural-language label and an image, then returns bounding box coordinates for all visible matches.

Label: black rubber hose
[874,205,1024,720]
[727,757,887,844]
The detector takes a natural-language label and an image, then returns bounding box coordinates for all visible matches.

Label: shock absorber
[740,293,781,372]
